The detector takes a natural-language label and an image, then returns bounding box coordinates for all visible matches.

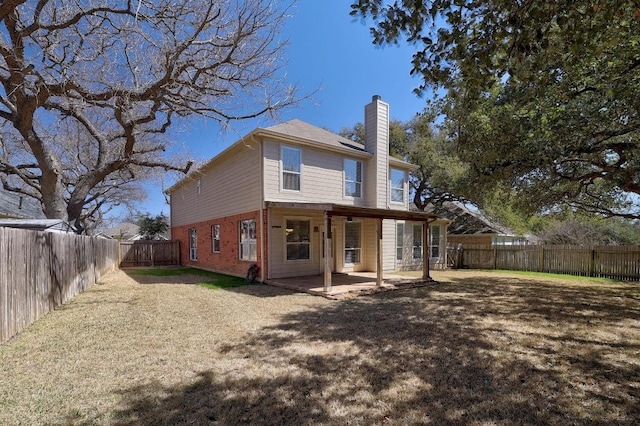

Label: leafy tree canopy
[136,212,169,241]
[351,0,640,219]
[340,113,468,208]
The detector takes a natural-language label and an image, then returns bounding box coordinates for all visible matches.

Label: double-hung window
[212,224,220,253]
[239,219,257,261]
[344,221,362,264]
[282,146,301,191]
[344,158,362,198]
[189,228,198,261]
[286,219,311,261]
[396,222,404,260]
[412,224,423,260]
[429,224,441,259]
[390,168,405,203]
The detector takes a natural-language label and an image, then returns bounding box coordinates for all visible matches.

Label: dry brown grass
[0,268,639,425]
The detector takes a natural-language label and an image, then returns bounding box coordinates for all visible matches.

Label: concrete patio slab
[266,272,435,300]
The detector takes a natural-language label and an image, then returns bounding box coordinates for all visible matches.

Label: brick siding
[171,210,265,279]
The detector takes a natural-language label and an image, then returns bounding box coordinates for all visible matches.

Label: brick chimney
[364,95,389,209]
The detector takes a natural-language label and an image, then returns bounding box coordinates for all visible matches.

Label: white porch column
[422,222,430,280]
[376,218,383,287]
[323,213,332,293]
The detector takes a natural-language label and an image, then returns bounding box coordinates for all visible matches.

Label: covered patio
[265,202,440,298]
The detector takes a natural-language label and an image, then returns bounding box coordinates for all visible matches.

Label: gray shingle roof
[263,119,368,154]
[0,188,45,219]
[0,219,75,232]
[424,202,514,235]
[104,222,141,240]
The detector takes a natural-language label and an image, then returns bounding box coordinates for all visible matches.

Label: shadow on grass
[124,267,306,298]
[81,275,640,425]
[124,267,247,289]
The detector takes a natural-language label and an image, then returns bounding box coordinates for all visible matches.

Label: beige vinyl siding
[382,219,397,271]
[362,219,376,272]
[263,138,369,206]
[359,219,395,272]
[395,220,425,271]
[268,208,324,279]
[170,144,262,227]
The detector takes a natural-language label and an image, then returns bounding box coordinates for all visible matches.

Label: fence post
[493,246,497,270]
[589,248,595,277]
[539,246,544,273]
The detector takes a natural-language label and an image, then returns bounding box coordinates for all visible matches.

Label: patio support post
[422,222,430,280]
[376,218,383,287]
[323,213,332,293]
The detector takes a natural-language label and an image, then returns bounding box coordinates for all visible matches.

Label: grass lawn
[0,268,638,425]
[127,266,247,290]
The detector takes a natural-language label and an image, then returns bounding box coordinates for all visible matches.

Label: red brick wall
[171,210,265,280]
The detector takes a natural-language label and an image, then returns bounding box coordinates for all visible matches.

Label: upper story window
[344,158,362,198]
[282,146,301,191]
[390,168,405,203]
[196,179,201,196]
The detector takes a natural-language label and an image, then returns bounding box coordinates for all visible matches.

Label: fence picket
[0,229,119,344]
[119,240,180,268]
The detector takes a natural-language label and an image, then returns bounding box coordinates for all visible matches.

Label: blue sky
[136,1,430,218]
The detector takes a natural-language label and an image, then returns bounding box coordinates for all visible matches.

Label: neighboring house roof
[423,202,514,235]
[0,218,76,233]
[0,188,45,219]
[105,222,141,240]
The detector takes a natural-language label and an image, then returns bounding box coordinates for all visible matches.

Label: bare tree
[0,0,299,232]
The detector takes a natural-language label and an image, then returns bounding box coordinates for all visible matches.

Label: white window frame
[239,219,257,261]
[390,168,405,204]
[196,179,201,196]
[396,222,404,260]
[412,224,423,260]
[212,224,220,253]
[429,224,441,259]
[285,218,311,261]
[189,228,198,261]
[343,158,362,198]
[344,221,362,265]
[281,145,301,191]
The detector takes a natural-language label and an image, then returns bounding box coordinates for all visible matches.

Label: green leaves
[352,0,640,219]
[136,212,169,240]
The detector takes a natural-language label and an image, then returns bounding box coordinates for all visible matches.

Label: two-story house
[167,96,448,292]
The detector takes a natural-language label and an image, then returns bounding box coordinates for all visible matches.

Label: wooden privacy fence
[119,240,180,268]
[459,244,640,281]
[0,228,119,344]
